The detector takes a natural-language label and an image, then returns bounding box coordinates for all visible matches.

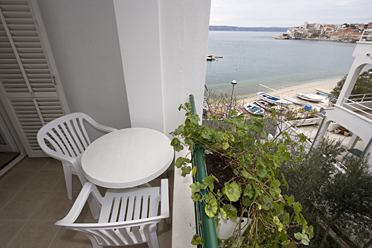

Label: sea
[205,31,356,96]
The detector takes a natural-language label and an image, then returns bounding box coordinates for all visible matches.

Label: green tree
[282,139,372,247]
[331,69,372,101]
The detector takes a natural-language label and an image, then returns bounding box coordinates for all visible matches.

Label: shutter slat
[0,0,68,157]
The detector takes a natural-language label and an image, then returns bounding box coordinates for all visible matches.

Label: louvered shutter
[0,0,69,157]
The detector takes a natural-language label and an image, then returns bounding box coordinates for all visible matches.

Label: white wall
[159,0,211,134]
[37,0,131,129]
[113,0,165,131]
[114,0,210,133]
[114,1,211,247]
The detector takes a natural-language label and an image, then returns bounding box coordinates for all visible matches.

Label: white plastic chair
[56,179,169,248]
[37,112,117,199]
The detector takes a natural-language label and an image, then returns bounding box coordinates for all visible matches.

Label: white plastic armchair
[56,179,169,248]
[37,112,117,199]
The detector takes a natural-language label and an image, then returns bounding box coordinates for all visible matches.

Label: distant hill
[209,25,288,32]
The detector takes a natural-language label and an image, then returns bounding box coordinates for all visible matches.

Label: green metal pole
[189,95,219,248]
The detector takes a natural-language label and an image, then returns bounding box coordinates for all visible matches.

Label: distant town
[276,22,372,43]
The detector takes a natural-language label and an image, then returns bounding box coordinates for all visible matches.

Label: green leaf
[243,184,254,199]
[273,216,284,232]
[203,175,216,191]
[293,202,302,216]
[191,166,197,177]
[223,181,241,202]
[175,157,191,168]
[191,235,203,245]
[181,166,192,176]
[256,164,267,178]
[170,137,183,152]
[204,196,218,217]
[222,204,238,219]
[222,142,230,150]
[294,232,310,246]
[284,195,294,206]
[220,207,228,219]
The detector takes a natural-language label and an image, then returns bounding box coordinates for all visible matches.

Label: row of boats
[244,91,326,116]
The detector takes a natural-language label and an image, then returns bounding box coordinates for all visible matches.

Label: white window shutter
[0,0,69,157]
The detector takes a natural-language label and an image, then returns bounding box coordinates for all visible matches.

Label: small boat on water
[296,93,325,103]
[206,54,223,61]
[254,100,270,110]
[244,103,265,116]
[257,92,292,106]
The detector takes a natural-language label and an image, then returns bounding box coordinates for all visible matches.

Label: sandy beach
[237,76,342,105]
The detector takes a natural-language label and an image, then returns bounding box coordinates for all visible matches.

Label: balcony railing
[342,94,372,120]
[348,92,372,102]
[189,95,219,248]
[360,29,372,42]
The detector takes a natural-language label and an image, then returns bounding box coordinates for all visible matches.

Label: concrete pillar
[336,63,364,105]
[313,118,331,148]
[113,0,210,134]
[347,134,359,150]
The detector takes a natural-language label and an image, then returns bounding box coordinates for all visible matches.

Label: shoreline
[237,76,342,105]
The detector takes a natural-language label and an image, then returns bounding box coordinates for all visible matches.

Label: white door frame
[0,100,20,153]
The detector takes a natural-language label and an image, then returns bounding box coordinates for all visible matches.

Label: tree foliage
[282,139,372,247]
[331,69,372,100]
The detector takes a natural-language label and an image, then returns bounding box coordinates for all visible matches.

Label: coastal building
[314,29,372,167]
[285,22,367,42]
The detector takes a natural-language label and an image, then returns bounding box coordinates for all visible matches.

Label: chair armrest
[160,179,169,217]
[55,182,103,226]
[92,122,117,133]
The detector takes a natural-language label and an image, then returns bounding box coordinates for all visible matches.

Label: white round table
[81,128,174,188]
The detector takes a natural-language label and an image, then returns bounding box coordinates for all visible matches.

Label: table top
[81,128,174,188]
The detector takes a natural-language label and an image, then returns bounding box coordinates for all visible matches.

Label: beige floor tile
[0,220,26,246]
[11,157,50,172]
[6,220,60,248]
[54,176,82,199]
[0,170,35,191]
[20,170,62,192]
[41,159,63,172]
[0,158,173,248]
[48,228,91,248]
[0,191,49,220]
[30,192,73,221]
[0,190,17,209]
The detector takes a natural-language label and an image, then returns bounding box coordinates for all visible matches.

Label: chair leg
[88,196,101,220]
[88,236,103,248]
[62,164,73,200]
[147,231,160,248]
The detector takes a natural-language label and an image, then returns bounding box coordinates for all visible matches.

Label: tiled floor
[0,157,172,248]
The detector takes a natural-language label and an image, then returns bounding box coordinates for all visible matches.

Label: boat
[256,92,292,105]
[206,54,223,61]
[284,97,306,106]
[254,100,270,110]
[296,93,325,103]
[315,88,331,97]
[244,103,265,116]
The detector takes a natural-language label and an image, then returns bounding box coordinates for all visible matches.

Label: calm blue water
[206,31,356,95]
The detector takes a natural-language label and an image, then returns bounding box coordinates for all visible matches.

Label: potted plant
[171,97,313,247]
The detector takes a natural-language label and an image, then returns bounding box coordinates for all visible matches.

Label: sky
[210,0,372,27]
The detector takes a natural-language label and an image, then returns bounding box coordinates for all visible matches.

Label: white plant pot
[217,217,250,240]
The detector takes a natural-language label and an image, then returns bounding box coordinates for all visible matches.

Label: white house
[314,29,372,166]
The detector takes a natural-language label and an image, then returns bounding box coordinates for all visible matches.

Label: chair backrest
[68,187,163,246]
[37,112,98,163]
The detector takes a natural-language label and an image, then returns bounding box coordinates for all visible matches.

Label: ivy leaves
[171,101,312,247]
[223,181,241,202]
